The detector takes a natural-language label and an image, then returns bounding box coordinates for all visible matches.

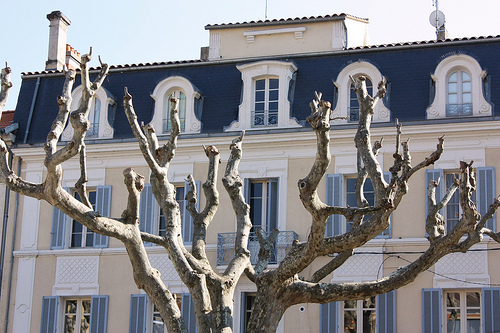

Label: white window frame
[69,189,97,248]
[443,289,482,333]
[150,76,202,134]
[62,85,115,140]
[427,54,492,119]
[340,297,377,333]
[225,60,301,131]
[331,61,391,124]
[62,297,92,333]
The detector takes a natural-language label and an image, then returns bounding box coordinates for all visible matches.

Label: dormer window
[331,61,390,124]
[253,78,279,127]
[348,76,373,122]
[446,70,472,117]
[150,76,201,134]
[62,86,115,141]
[225,60,301,132]
[427,54,493,119]
[163,90,187,132]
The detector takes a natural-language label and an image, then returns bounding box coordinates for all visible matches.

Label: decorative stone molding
[332,247,384,282]
[426,54,492,119]
[243,27,306,43]
[331,61,390,124]
[225,60,301,131]
[53,256,100,296]
[150,76,202,135]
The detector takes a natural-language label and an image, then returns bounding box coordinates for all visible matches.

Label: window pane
[268,89,279,102]
[448,94,458,104]
[81,314,90,333]
[362,310,376,333]
[255,79,265,90]
[71,221,83,248]
[66,300,77,313]
[269,78,279,89]
[254,102,265,111]
[255,90,265,102]
[462,81,472,93]
[65,315,76,332]
[466,292,480,307]
[462,93,472,103]
[462,72,471,81]
[344,310,357,333]
[268,101,278,111]
[446,309,460,333]
[466,309,480,333]
[448,82,458,93]
[449,72,458,82]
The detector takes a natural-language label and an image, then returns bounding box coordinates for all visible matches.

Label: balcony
[217,231,298,266]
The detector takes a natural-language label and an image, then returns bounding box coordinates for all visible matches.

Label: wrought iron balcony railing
[217,231,298,266]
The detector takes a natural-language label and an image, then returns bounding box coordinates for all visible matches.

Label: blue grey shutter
[326,174,343,236]
[183,181,200,243]
[377,290,396,333]
[266,179,279,232]
[40,296,58,333]
[139,183,155,246]
[90,295,109,333]
[425,169,444,217]
[422,288,442,333]
[477,167,496,231]
[181,293,197,333]
[129,294,147,333]
[50,187,69,249]
[94,185,111,248]
[244,178,251,204]
[482,287,500,333]
[319,301,338,333]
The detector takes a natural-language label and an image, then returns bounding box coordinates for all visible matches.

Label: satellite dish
[429,10,445,27]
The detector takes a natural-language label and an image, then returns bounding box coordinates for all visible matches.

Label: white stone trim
[331,246,385,283]
[20,171,42,250]
[150,76,202,134]
[243,27,306,43]
[12,256,36,332]
[426,54,492,119]
[62,85,115,140]
[331,61,391,124]
[53,256,100,296]
[226,60,301,131]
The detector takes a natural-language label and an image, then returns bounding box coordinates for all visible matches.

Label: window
[253,78,279,127]
[427,54,493,119]
[40,295,109,333]
[50,186,111,249]
[423,288,500,333]
[140,182,198,245]
[425,167,495,234]
[320,291,396,333]
[62,85,116,140]
[239,292,256,333]
[150,76,202,135]
[447,70,472,117]
[245,179,279,233]
[163,90,186,133]
[129,293,196,333]
[71,191,96,248]
[326,174,391,237]
[87,97,101,138]
[63,298,91,333]
[331,61,390,124]
[348,77,373,123]
[226,60,301,131]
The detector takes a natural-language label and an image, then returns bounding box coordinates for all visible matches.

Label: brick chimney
[45,11,71,71]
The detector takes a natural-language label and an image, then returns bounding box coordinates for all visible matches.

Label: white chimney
[45,11,71,71]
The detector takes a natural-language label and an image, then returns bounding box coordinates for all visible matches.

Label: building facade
[1,12,499,333]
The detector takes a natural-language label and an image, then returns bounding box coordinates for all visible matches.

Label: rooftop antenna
[265,0,268,19]
[430,0,447,40]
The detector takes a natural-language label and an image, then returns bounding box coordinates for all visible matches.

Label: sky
[1,0,499,110]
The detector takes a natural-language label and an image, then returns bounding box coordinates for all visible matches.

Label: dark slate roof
[14,37,500,145]
[204,14,368,30]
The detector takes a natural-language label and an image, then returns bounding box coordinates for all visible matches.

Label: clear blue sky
[1,0,499,110]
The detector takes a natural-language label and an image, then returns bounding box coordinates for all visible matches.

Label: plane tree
[1,54,499,333]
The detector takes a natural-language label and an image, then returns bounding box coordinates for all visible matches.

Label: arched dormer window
[225,60,301,131]
[332,61,390,124]
[62,86,115,141]
[427,54,492,119]
[151,76,201,134]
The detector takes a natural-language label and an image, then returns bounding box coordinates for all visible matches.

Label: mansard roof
[13,36,500,145]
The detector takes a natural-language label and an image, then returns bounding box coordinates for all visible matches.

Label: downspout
[4,157,21,333]
[0,149,13,298]
[23,77,41,144]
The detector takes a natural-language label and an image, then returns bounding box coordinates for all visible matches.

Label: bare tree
[1,56,499,333]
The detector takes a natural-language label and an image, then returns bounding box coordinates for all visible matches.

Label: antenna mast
[265,0,268,19]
